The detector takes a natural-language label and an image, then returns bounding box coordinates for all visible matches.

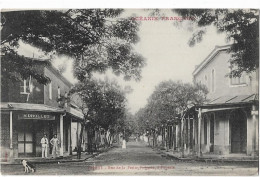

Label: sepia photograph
[0,8,259,175]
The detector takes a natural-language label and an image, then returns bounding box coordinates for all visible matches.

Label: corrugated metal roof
[209,94,258,105]
[209,96,236,104]
[199,94,258,109]
[0,102,64,113]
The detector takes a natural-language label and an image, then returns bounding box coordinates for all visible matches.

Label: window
[230,65,247,86]
[230,73,246,85]
[57,86,61,99]
[20,79,28,94]
[204,75,208,88]
[20,76,32,94]
[49,81,52,99]
[211,69,215,92]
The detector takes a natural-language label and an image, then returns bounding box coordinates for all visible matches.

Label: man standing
[40,134,48,158]
[50,134,60,158]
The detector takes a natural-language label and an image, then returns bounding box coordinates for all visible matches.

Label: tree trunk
[152,131,155,148]
[77,123,84,159]
[87,126,93,154]
[162,127,165,147]
[166,126,169,152]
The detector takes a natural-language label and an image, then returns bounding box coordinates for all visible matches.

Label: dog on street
[21,160,36,173]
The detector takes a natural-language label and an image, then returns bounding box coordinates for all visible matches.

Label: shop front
[0,102,67,161]
[17,113,60,157]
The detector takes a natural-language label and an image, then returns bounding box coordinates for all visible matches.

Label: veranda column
[171,125,174,149]
[181,117,184,157]
[9,111,13,160]
[68,118,72,155]
[176,124,178,150]
[60,114,64,157]
[187,116,190,154]
[198,108,202,157]
[192,117,196,154]
[252,104,258,157]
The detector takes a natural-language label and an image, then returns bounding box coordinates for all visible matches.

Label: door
[18,120,35,157]
[209,114,214,152]
[230,110,247,153]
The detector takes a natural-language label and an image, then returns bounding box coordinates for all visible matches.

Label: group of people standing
[40,134,60,158]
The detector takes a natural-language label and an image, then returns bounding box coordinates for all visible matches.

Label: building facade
[1,60,83,162]
[192,45,259,157]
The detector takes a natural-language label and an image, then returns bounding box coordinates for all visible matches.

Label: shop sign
[18,113,55,120]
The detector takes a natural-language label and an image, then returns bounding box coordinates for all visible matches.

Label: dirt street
[1,140,258,175]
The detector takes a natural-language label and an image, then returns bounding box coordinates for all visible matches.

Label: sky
[17,9,229,114]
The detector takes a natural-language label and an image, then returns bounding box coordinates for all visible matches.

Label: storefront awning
[0,102,64,113]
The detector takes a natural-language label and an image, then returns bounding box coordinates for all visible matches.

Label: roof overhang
[195,101,255,109]
[201,106,246,113]
[0,102,64,113]
[66,107,84,121]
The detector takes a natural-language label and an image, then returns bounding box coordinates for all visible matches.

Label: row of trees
[135,80,208,154]
[70,77,136,159]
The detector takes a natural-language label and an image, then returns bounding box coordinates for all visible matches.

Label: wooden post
[60,114,64,157]
[175,125,179,150]
[181,117,184,157]
[198,108,202,157]
[68,118,72,155]
[171,125,174,149]
[172,123,176,151]
[8,111,13,161]
[193,117,195,154]
[10,111,13,149]
[187,116,190,154]
[252,105,257,157]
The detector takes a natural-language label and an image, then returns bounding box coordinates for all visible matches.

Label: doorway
[18,120,35,157]
[230,109,247,153]
[209,114,214,152]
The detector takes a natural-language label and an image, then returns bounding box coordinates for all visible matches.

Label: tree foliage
[174,9,259,77]
[70,77,128,157]
[135,80,208,133]
[1,9,145,84]
[70,77,127,130]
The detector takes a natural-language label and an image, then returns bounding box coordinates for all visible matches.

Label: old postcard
[0,8,259,176]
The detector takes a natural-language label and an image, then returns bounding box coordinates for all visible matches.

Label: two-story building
[1,58,84,162]
[192,45,258,158]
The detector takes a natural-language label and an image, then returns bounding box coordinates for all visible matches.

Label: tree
[70,77,127,158]
[135,80,208,150]
[173,9,259,77]
[1,9,145,84]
